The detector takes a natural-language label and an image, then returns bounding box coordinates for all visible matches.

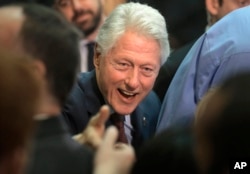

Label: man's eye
[118,63,129,67]
[143,67,153,72]
[141,67,154,76]
[115,62,130,70]
[57,0,71,7]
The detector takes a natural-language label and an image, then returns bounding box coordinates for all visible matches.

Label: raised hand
[73,105,110,149]
[94,126,135,174]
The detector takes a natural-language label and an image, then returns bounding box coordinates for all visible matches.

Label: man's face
[54,0,102,37]
[216,0,250,21]
[95,31,161,115]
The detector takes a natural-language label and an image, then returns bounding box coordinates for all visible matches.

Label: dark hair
[0,0,34,6]
[132,126,199,174]
[199,72,250,174]
[30,0,55,7]
[214,73,250,168]
[19,3,81,106]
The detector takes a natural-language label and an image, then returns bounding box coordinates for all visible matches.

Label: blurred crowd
[1,1,250,174]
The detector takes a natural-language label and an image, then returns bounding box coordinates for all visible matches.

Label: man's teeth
[121,90,135,96]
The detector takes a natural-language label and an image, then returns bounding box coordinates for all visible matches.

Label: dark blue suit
[61,70,161,149]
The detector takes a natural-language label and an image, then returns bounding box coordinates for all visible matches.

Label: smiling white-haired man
[61,2,170,150]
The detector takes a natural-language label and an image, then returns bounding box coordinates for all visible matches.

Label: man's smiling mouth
[118,89,138,98]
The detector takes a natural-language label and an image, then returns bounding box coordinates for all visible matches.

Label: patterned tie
[86,42,95,71]
[111,113,128,144]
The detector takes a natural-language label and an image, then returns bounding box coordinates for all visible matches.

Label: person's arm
[73,105,135,174]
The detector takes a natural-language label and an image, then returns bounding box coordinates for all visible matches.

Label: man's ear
[94,44,101,70]
[33,59,46,77]
[206,0,220,16]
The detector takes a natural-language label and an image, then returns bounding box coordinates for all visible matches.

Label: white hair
[96,2,170,65]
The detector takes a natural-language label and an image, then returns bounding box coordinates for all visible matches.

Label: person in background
[0,3,94,174]
[54,0,106,72]
[138,0,206,49]
[194,72,250,174]
[31,0,106,72]
[62,2,170,150]
[153,0,250,102]
[156,4,250,133]
[131,125,199,174]
[0,49,41,174]
[103,0,126,16]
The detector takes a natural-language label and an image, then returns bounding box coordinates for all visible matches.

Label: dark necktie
[86,42,95,71]
[111,113,128,144]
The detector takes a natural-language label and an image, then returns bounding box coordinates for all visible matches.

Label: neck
[36,93,61,117]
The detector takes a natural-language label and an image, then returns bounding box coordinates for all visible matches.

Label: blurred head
[206,0,250,27]
[132,126,198,174]
[94,2,170,115]
[195,73,250,174]
[0,3,81,107]
[54,0,104,39]
[195,87,218,124]
[0,49,41,174]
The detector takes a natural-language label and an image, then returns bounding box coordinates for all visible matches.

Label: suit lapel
[80,70,106,118]
[130,108,150,150]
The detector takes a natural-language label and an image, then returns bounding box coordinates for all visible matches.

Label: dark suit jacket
[153,40,197,102]
[61,70,161,150]
[26,116,93,174]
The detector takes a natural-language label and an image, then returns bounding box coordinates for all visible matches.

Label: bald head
[0,6,24,51]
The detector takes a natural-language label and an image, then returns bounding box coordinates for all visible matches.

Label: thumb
[90,105,110,126]
[100,126,118,150]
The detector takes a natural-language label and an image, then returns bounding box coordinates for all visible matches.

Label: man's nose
[71,0,82,11]
[125,69,140,89]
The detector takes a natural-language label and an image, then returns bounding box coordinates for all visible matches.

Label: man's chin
[83,27,97,37]
[76,23,97,37]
